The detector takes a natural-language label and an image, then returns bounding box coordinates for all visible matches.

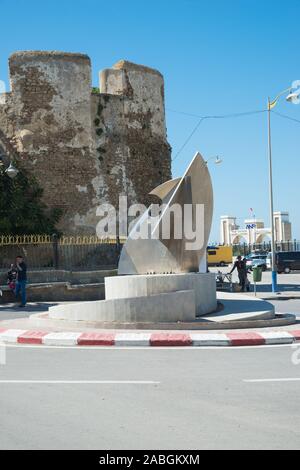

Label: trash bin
[252,266,262,283]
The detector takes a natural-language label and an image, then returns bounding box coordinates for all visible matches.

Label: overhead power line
[172,117,206,162]
[168,108,267,119]
[170,108,268,162]
[272,110,300,125]
[170,107,300,163]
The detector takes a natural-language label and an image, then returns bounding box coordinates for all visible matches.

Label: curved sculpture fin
[149,177,181,201]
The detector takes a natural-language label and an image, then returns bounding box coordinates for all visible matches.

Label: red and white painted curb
[0,328,300,347]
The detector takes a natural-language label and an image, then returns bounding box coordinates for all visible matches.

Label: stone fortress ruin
[0,51,172,234]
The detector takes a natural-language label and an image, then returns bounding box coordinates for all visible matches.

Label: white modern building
[220,212,292,245]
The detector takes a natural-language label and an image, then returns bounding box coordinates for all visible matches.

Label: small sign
[246,223,256,230]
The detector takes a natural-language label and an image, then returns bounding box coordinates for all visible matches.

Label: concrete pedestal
[105,273,217,316]
[48,272,217,324]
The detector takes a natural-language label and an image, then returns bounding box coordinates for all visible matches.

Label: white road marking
[244,378,300,383]
[0,380,160,385]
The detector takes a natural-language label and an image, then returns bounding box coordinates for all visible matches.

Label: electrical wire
[170,106,300,163]
[172,117,207,162]
[167,108,267,119]
[271,110,300,125]
[170,108,267,162]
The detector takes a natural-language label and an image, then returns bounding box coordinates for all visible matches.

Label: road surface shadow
[254,283,300,293]
[0,302,60,320]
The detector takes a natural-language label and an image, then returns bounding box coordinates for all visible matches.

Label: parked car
[271,251,300,274]
[245,253,268,271]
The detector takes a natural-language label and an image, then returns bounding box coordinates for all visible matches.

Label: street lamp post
[267,84,299,292]
[267,98,277,292]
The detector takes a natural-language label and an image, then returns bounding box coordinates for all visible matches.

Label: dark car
[276,251,300,274]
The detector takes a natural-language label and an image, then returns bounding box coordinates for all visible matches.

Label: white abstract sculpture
[118,152,213,275]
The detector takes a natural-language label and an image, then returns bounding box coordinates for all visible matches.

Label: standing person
[243,257,251,292]
[230,255,247,292]
[7,264,17,291]
[15,255,27,307]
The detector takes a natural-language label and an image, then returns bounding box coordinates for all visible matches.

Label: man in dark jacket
[15,255,27,307]
[230,255,247,292]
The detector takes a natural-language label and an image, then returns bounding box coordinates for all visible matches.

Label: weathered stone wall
[95,60,171,209]
[0,52,171,234]
[6,51,97,233]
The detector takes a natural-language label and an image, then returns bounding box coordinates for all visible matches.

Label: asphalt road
[0,302,63,321]
[0,344,300,450]
[270,299,300,318]
[0,271,299,450]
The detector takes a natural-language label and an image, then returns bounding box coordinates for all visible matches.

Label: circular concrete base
[28,311,296,330]
[28,292,296,331]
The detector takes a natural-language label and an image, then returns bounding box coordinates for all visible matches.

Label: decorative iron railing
[0,234,127,246]
[0,234,125,270]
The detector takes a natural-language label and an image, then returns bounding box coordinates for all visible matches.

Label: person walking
[15,255,27,307]
[230,255,247,292]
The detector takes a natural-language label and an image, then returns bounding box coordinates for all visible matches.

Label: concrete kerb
[0,328,299,348]
[0,290,298,347]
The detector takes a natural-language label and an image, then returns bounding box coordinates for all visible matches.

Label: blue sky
[0,0,299,241]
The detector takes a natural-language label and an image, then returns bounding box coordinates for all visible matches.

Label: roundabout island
[23,152,296,334]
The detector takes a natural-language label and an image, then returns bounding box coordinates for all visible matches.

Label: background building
[220,212,293,245]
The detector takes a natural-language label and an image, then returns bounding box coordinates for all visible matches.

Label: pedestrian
[15,255,27,307]
[229,255,247,292]
[7,263,17,291]
[243,257,251,292]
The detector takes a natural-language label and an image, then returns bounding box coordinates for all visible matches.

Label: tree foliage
[0,168,62,235]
